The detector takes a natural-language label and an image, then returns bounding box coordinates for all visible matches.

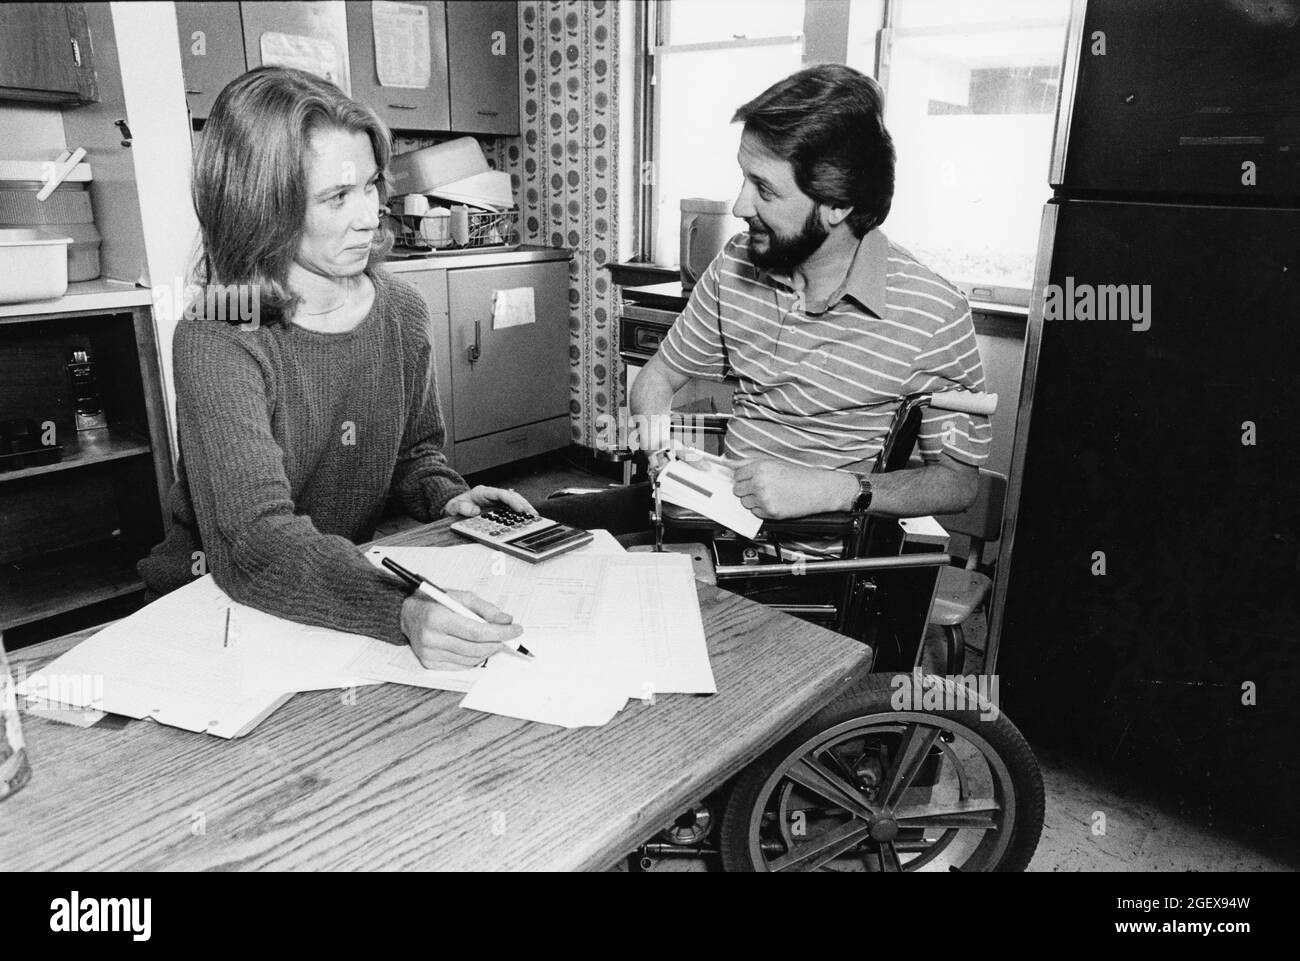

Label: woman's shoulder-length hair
[190,65,394,326]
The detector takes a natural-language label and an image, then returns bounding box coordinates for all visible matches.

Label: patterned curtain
[502,0,620,448]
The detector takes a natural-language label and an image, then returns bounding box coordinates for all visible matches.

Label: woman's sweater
[138,266,468,644]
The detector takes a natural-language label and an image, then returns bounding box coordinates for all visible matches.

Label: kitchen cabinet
[397,256,570,476]
[239,0,351,96]
[0,299,174,646]
[446,0,519,135]
[175,1,247,123]
[346,0,450,133]
[0,3,97,105]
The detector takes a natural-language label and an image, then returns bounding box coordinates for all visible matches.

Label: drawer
[454,414,569,476]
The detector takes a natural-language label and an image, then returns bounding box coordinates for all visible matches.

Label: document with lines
[364,540,716,727]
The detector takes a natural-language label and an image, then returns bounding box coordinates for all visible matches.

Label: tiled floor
[427,454,1295,873]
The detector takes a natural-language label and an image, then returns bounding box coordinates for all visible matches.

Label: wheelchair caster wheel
[718,673,1044,872]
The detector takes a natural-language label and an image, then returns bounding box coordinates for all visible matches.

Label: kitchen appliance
[990,0,1300,829]
[679,198,734,292]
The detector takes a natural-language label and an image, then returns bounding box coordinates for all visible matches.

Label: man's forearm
[834,460,978,518]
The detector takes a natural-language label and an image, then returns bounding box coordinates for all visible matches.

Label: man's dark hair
[733,64,895,237]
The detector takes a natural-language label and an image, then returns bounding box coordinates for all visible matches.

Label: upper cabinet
[175,2,247,123]
[167,1,519,137]
[446,0,519,136]
[239,1,352,95]
[346,0,450,133]
[0,3,97,105]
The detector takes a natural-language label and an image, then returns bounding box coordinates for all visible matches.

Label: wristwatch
[850,472,874,513]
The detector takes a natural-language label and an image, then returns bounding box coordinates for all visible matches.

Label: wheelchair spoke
[893,799,1002,830]
[786,755,879,821]
[769,819,874,873]
[876,841,903,872]
[881,723,941,810]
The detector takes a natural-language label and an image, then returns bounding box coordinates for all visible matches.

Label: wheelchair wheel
[719,673,1044,872]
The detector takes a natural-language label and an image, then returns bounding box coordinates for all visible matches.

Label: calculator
[450,508,594,562]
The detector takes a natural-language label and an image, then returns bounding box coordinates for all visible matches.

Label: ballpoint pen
[380,556,534,659]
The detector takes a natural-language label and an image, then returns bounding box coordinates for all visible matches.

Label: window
[645,0,807,265]
[849,0,1071,304]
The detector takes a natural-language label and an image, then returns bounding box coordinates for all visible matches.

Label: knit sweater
[137,266,468,644]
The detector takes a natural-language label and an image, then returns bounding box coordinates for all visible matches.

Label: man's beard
[746,207,829,272]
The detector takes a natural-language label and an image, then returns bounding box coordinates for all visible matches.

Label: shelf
[0,279,152,323]
[0,428,151,484]
[0,538,143,631]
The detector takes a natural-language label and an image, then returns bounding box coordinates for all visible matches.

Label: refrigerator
[990,0,1300,833]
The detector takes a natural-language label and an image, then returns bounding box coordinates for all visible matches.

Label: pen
[380,557,533,660]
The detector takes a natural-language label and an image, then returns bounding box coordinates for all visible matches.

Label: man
[633,63,990,523]
[542,63,990,538]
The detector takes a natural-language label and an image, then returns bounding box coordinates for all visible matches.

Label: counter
[383,244,571,273]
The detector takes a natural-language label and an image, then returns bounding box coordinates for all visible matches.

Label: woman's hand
[443,485,536,518]
[400,590,523,670]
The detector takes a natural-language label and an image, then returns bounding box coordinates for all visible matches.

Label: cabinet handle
[185,89,202,95]
[468,319,482,363]
[389,103,417,110]
[476,110,499,117]
[70,37,82,67]
[504,433,527,446]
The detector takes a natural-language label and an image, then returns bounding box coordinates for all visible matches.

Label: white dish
[0,227,72,304]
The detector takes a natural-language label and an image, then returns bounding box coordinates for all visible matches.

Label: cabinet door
[175,2,247,123]
[0,3,91,103]
[346,1,450,133]
[448,261,569,442]
[400,269,455,470]
[240,1,351,96]
[446,0,519,135]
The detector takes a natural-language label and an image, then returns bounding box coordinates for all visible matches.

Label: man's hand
[730,459,856,519]
[400,590,523,671]
[443,485,536,518]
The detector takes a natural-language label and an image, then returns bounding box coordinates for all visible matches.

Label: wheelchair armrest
[659,502,865,537]
[759,511,866,537]
[670,412,732,436]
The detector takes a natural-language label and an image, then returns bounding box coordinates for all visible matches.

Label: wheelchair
[630,390,1045,872]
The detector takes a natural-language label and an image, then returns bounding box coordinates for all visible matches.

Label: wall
[0,103,66,159]
[501,0,621,449]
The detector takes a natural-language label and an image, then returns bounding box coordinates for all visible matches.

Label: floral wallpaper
[500,0,620,448]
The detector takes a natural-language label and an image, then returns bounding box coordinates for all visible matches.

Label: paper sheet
[16,576,376,738]
[373,1,431,89]
[365,538,715,727]
[260,32,346,93]
[658,458,763,539]
[491,287,536,329]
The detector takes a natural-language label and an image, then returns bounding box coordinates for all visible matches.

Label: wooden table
[0,520,872,871]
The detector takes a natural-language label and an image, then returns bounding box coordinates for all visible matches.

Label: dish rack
[390,207,521,253]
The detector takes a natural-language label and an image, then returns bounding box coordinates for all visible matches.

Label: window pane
[663,0,804,45]
[880,0,1070,296]
[653,40,804,265]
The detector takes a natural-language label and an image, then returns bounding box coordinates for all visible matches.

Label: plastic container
[680,198,735,292]
[51,222,101,281]
[0,228,72,304]
[388,137,488,196]
[0,183,93,225]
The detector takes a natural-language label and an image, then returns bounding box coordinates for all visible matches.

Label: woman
[139,66,529,670]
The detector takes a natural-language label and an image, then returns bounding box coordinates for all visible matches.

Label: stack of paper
[364,537,717,728]
[17,530,716,735]
[15,576,381,738]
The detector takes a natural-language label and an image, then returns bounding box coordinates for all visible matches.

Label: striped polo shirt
[657,229,992,475]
